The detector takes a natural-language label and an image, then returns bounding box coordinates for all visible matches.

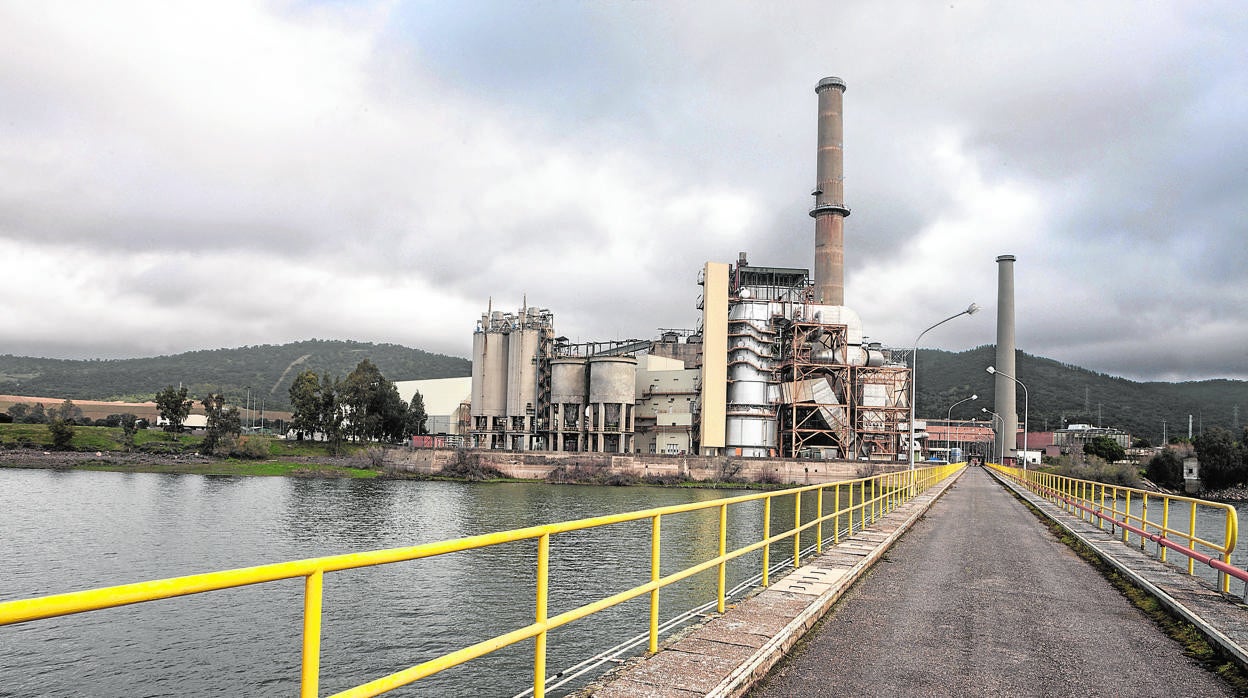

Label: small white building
[155,414,209,430]
[1183,456,1201,494]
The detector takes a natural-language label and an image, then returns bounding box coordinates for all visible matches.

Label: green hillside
[918,345,1247,445]
[0,340,471,410]
[2,340,1241,445]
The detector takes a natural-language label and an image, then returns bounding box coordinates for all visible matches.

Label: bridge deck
[581,467,1243,697]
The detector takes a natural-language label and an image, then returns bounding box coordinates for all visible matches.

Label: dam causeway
[579,466,1248,697]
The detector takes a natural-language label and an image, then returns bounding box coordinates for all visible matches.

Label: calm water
[1,469,814,697]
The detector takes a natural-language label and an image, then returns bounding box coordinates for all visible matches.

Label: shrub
[217,435,272,459]
[1046,454,1140,488]
[1144,449,1184,489]
[440,450,506,481]
[48,419,75,451]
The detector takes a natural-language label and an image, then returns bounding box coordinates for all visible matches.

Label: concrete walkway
[579,469,965,697]
[751,466,1236,696]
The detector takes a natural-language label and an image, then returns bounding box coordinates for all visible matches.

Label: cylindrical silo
[588,356,637,453]
[550,358,587,451]
[506,326,542,422]
[471,329,508,419]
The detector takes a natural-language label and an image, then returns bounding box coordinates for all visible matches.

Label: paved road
[752,466,1235,697]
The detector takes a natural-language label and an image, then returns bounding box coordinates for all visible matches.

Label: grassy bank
[0,423,379,478]
[0,423,361,458]
[74,459,379,478]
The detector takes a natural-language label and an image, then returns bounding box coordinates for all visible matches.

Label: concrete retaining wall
[388,448,905,485]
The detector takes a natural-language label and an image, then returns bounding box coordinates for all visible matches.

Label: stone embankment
[389,448,899,485]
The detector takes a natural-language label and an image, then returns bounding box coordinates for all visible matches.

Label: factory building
[635,354,698,455]
[469,76,913,462]
[394,377,472,437]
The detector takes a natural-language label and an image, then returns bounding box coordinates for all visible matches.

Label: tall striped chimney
[811,76,850,305]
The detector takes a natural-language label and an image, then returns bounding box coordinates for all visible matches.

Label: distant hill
[0,340,471,410]
[2,340,1241,444]
[918,345,1247,445]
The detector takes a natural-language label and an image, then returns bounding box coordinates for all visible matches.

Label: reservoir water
[1,469,797,697]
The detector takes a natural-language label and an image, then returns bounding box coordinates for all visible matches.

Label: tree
[319,376,346,455]
[48,399,84,424]
[405,391,428,438]
[6,403,29,422]
[8,402,47,424]
[1194,427,1245,490]
[1144,449,1184,489]
[1083,436,1126,463]
[155,385,193,433]
[341,360,408,443]
[200,393,242,454]
[119,413,139,452]
[288,369,323,440]
[48,418,75,450]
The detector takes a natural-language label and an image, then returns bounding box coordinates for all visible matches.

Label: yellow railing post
[859,480,866,531]
[1224,514,1234,593]
[717,504,727,612]
[1188,504,1198,575]
[816,488,824,554]
[534,533,550,698]
[301,569,324,698]
[762,497,771,587]
[1160,500,1170,564]
[793,491,802,569]
[649,515,661,654]
[1098,483,1106,530]
[1140,495,1150,551]
[833,484,841,544]
[1123,491,1132,544]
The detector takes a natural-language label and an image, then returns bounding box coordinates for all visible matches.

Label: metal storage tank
[588,356,636,406]
[471,328,508,418]
[506,326,542,421]
[550,357,587,450]
[588,355,637,453]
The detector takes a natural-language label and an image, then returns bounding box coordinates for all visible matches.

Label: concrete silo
[588,355,636,453]
[550,357,587,452]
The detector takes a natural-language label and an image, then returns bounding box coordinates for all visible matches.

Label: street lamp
[987,365,1029,470]
[958,417,978,456]
[982,408,1003,463]
[909,303,980,470]
[946,394,977,463]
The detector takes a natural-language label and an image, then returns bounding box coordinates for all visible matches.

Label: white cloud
[0,1,1244,382]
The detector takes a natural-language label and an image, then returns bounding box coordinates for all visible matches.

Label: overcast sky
[2,1,1245,382]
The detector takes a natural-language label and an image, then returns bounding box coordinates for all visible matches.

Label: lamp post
[982,408,1003,463]
[945,394,977,463]
[960,417,978,456]
[987,365,1029,470]
[909,303,980,471]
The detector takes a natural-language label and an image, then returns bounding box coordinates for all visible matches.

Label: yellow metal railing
[0,463,962,697]
[987,463,1240,592]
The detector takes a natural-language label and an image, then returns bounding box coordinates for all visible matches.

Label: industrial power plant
[469,77,918,462]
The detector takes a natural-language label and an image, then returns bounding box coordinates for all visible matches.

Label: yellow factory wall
[699,262,729,453]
